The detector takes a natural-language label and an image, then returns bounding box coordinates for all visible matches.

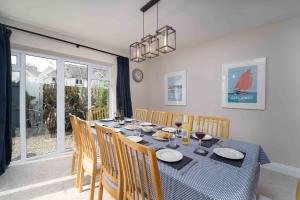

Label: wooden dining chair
[184,114,194,133]
[297,178,300,200]
[135,108,148,121]
[168,112,184,127]
[117,133,164,200]
[196,115,230,139]
[95,124,123,200]
[150,110,168,126]
[77,118,101,200]
[69,115,82,188]
[87,107,107,121]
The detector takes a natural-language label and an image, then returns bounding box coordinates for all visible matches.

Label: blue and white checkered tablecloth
[92,121,270,200]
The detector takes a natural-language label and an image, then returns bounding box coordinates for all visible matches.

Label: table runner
[92,121,270,200]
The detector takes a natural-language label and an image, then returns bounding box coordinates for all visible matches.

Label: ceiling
[1,0,300,54]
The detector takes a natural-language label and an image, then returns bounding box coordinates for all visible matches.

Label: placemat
[209,152,246,167]
[138,140,151,145]
[156,148,193,170]
[201,138,219,148]
[166,144,180,149]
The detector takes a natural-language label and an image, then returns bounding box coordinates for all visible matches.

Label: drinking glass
[195,132,206,146]
[168,133,177,148]
[181,129,190,145]
[174,117,183,138]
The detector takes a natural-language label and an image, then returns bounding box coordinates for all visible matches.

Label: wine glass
[174,117,183,137]
[195,131,206,146]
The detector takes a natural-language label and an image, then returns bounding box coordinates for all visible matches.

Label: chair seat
[103,173,118,190]
[83,157,101,170]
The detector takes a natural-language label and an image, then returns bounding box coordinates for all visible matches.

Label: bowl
[142,126,153,133]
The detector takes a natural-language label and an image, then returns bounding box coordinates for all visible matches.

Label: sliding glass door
[11,49,112,162]
[25,55,57,158]
[64,62,88,149]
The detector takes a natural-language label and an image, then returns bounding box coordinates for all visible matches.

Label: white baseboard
[262,162,300,178]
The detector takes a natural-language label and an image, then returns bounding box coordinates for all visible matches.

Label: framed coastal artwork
[165,71,186,106]
[222,57,266,110]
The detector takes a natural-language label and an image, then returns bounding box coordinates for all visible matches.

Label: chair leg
[98,170,103,200]
[71,153,76,175]
[90,171,96,200]
[76,155,82,188]
[98,181,103,200]
[79,166,84,192]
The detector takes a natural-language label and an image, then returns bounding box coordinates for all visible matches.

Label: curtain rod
[1,23,123,57]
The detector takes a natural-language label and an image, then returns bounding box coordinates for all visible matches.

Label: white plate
[101,118,113,122]
[213,147,244,160]
[127,136,143,143]
[125,118,135,122]
[192,133,213,140]
[124,125,137,130]
[140,122,152,126]
[156,149,183,162]
[152,136,169,141]
[114,128,121,133]
[162,127,177,133]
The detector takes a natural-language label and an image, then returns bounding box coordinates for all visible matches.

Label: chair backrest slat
[77,118,97,165]
[150,110,168,126]
[168,112,184,127]
[197,115,230,139]
[95,124,120,180]
[117,133,164,200]
[69,115,81,151]
[135,109,148,121]
[87,107,107,121]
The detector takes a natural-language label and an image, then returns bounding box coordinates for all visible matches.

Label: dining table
[91,119,270,200]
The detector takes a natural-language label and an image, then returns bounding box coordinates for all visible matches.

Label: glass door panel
[12,71,20,161]
[25,55,57,158]
[64,62,88,149]
[91,80,110,117]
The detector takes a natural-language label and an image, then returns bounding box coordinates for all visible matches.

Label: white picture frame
[222,57,266,110]
[165,71,187,106]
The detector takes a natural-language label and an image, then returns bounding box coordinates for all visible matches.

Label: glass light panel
[130,42,145,62]
[141,35,159,58]
[156,25,176,54]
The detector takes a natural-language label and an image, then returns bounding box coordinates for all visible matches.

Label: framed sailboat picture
[222,57,266,110]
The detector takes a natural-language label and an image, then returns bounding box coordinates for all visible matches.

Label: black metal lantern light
[130,42,145,62]
[129,0,176,62]
[141,34,159,58]
[156,25,176,54]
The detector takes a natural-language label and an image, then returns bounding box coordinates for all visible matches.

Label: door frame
[11,49,112,163]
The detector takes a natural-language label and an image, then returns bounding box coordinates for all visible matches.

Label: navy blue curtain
[0,25,12,175]
[116,56,132,117]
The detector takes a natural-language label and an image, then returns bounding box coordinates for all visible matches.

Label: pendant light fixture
[130,0,176,62]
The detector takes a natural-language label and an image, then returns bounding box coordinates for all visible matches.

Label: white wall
[142,17,300,168]
[130,62,149,114]
[0,17,129,116]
